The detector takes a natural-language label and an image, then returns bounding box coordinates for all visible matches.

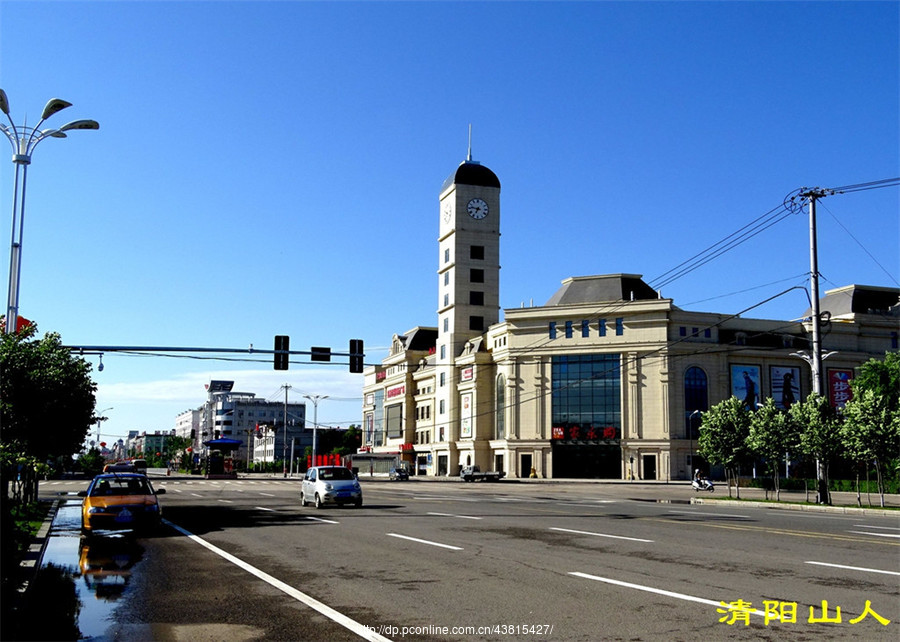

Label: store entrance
[551,444,621,479]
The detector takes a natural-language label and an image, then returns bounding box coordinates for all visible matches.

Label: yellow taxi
[78,473,166,535]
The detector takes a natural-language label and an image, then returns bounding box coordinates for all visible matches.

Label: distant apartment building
[181,381,309,468]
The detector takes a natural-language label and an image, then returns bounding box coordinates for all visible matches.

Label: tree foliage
[1,324,97,462]
[790,393,842,505]
[747,397,800,500]
[841,352,900,507]
[698,396,752,498]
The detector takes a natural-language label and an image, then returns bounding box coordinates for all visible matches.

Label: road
[35,477,900,641]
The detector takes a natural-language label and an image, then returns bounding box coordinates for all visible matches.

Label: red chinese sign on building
[827,368,854,409]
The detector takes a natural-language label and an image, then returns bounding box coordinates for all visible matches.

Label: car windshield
[91,477,152,497]
[319,468,354,481]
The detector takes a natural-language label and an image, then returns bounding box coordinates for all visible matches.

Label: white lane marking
[190,493,203,497]
[217,499,233,504]
[550,527,653,543]
[386,533,463,550]
[805,561,900,576]
[256,507,276,512]
[847,530,900,539]
[414,495,479,502]
[167,488,183,493]
[667,510,750,519]
[427,512,482,520]
[570,572,767,617]
[853,524,900,530]
[258,492,275,497]
[162,519,390,642]
[305,516,339,524]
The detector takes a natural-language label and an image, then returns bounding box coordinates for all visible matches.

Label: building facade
[183,380,309,468]
[361,157,899,480]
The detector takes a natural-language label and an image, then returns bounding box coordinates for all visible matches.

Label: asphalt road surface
[34,477,900,641]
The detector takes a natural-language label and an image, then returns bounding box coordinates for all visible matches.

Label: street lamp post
[95,406,113,446]
[689,410,701,475]
[303,394,328,466]
[0,89,99,333]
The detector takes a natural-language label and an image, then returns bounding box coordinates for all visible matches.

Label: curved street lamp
[0,89,99,333]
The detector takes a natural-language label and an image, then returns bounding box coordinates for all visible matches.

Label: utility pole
[282,384,291,477]
[801,187,830,505]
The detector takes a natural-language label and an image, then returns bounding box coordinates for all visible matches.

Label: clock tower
[436,153,500,445]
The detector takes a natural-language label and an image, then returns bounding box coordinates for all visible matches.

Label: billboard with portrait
[769,365,801,409]
[730,364,760,409]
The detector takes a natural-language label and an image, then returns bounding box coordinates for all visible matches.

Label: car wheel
[300,491,306,507]
[314,493,323,509]
[354,498,362,508]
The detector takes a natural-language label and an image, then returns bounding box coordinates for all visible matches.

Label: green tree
[166,435,194,471]
[849,351,900,410]
[841,352,900,507]
[698,396,752,498]
[747,398,801,501]
[1,324,97,462]
[791,393,842,505]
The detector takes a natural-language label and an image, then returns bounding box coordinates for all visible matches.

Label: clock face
[467,198,489,220]
[443,203,452,223]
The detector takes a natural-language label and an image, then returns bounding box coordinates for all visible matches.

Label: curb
[17,498,60,595]
[692,497,895,517]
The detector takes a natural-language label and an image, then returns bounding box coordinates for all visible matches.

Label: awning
[203,438,242,451]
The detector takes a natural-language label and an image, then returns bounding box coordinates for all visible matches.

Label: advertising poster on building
[769,365,801,409]
[460,393,473,439]
[827,368,854,409]
[730,364,760,409]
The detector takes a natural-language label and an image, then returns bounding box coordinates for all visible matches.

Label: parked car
[78,473,166,535]
[389,467,409,481]
[300,466,362,508]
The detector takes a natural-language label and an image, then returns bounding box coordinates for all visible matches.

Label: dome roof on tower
[441,160,501,193]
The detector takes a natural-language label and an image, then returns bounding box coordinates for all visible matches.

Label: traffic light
[274,335,290,370]
[349,339,364,373]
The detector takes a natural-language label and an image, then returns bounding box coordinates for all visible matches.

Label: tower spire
[467,123,472,162]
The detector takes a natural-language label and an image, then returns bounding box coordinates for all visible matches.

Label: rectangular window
[598,319,606,337]
[679,327,687,337]
[893,331,899,350]
[470,291,484,305]
[615,318,624,336]
[471,245,485,260]
[470,268,484,283]
[565,321,573,338]
[582,320,590,337]
[440,372,446,387]
[704,328,712,338]
[444,272,450,286]
[440,345,446,359]
[444,248,450,263]
[549,321,557,339]
[469,316,484,331]
[443,293,449,306]
[443,317,449,332]
[439,400,445,414]
[692,327,699,337]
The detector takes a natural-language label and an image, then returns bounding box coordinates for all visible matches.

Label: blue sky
[1,1,897,443]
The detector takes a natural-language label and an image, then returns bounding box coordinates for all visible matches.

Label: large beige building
[361,157,899,480]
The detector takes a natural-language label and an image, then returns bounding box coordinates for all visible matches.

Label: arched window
[495,374,506,439]
[684,366,708,439]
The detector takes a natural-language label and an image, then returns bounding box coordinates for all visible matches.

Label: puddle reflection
[23,499,146,641]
